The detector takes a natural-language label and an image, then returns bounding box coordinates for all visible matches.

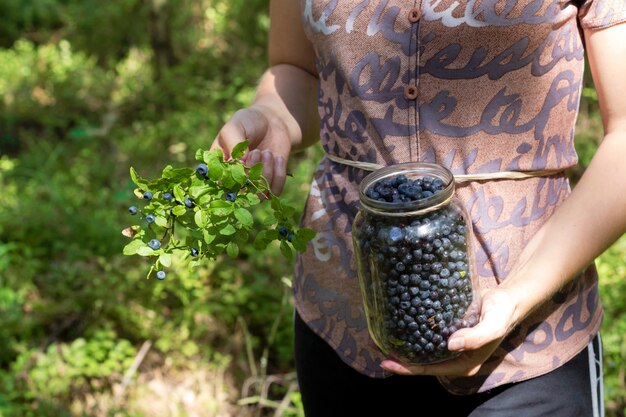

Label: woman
[211,0,626,415]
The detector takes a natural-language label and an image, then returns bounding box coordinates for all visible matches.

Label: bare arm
[499,23,626,328]
[211,0,320,195]
[382,22,626,377]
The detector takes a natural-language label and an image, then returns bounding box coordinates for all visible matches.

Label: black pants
[294,310,603,417]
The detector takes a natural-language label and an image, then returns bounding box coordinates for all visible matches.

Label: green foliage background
[0,1,623,416]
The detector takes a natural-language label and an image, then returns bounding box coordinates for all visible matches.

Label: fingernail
[249,150,261,164]
[275,155,285,170]
[448,337,465,351]
[262,150,272,164]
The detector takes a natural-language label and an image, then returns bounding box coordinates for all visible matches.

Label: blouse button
[404,83,418,100]
[408,8,420,23]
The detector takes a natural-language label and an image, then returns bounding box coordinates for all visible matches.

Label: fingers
[261,150,274,186]
[380,351,482,376]
[273,155,287,195]
[449,290,515,352]
[244,148,287,196]
[380,289,517,377]
[212,107,291,195]
[212,108,269,158]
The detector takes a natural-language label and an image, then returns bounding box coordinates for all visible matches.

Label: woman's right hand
[211,0,319,197]
[210,104,292,196]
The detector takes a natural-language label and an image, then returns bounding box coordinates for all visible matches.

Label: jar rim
[358,162,455,214]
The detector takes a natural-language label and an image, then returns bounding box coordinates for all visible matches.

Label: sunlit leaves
[123,142,316,279]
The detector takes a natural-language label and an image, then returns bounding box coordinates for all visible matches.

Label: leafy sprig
[122,141,315,280]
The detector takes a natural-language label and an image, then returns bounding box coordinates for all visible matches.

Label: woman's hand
[210,0,319,197]
[211,105,292,196]
[380,288,517,377]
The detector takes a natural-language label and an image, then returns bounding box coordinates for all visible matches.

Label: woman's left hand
[380,288,517,377]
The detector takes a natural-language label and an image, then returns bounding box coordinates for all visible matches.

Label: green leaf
[172,205,187,216]
[246,193,261,205]
[194,210,208,228]
[155,215,168,228]
[231,140,249,160]
[137,246,155,257]
[189,184,210,200]
[220,224,237,236]
[195,148,203,161]
[226,242,239,257]
[248,163,263,181]
[162,166,194,180]
[253,231,270,250]
[280,241,293,260]
[291,236,307,252]
[123,239,145,255]
[203,148,224,164]
[159,253,172,267]
[231,164,247,185]
[282,205,295,219]
[266,229,280,240]
[130,167,149,188]
[262,216,277,227]
[233,229,249,243]
[208,159,223,181]
[173,185,185,202]
[270,197,282,211]
[203,230,216,244]
[298,228,317,242]
[210,200,233,217]
[221,171,236,189]
[234,208,253,227]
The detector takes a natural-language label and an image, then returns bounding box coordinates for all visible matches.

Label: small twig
[238,317,258,377]
[115,340,152,401]
[260,375,282,401]
[274,381,299,417]
[260,284,289,376]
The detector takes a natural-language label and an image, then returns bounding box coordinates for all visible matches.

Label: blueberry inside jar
[352,162,481,365]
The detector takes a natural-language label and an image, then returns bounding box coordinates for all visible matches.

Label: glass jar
[352,162,480,365]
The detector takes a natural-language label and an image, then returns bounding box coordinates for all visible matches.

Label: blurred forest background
[0,1,624,416]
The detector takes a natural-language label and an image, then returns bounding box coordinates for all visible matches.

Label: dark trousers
[294,310,603,417]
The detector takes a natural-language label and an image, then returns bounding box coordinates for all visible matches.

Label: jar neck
[358,162,455,215]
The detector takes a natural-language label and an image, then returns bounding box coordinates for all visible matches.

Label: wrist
[497,262,565,328]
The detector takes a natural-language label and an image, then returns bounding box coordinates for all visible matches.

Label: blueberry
[387,227,404,244]
[163,192,173,201]
[156,270,166,280]
[146,214,156,223]
[278,226,289,237]
[143,191,153,200]
[287,231,296,242]
[128,206,138,215]
[191,247,199,257]
[196,163,208,176]
[149,239,161,250]
[225,192,237,202]
[184,198,194,208]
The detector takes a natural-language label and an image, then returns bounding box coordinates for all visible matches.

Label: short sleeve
[578,0,626,30]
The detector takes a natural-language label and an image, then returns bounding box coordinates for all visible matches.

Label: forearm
[501,130,626,325]
[252,64,320,152]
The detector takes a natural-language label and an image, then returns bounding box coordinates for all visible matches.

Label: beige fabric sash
[325,153,565,184]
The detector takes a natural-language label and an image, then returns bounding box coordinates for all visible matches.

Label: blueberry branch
[122,140,316,281]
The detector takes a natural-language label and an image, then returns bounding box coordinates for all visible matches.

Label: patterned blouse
[293,0,626,394]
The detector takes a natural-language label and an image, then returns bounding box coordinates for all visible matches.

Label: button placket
[407,1,421,162]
